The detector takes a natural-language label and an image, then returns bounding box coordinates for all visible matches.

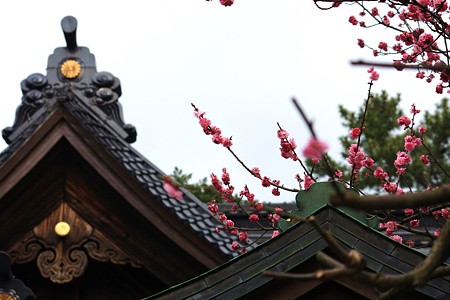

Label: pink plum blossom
[239,232,248,242]
[249,214,259,222]
[418,125,428,133]
[304,175,314,190]
[349,128,361,139]
[420,154,430,165]
[302,138,328,159]
[397,116,412,129]
[220,0,234,6]
[231,241,239,251]
[163,178,183,200]
[272,188,280,196]
[391,235,403,243]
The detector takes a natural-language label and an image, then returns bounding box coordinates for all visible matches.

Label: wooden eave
[0,103,227,285]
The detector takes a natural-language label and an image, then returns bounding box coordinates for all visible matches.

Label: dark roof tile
[1,90,240,258]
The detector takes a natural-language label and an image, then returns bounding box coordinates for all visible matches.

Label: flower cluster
[394,151,412,175]
[193,104,233,148]
[302,138,328,162]
[210,169,236,203]
[220,0,234,6]
[349,127,361,140]
[207,0,234,7]
[379,220,399,236]
[277,129,298,161]
[208,168,283,253]
[340,1,450,93]
[367,67,380,81]
[346,144,374,172]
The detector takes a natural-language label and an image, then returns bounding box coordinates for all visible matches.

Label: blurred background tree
[314,92,449,191]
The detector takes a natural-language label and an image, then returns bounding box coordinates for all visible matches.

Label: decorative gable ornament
[2,16,136,145]
[7,203,141,284]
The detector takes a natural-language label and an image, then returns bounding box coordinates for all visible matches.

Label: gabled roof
[0,16,241,290]
[149,182,450,299]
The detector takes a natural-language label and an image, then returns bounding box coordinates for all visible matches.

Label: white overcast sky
[0,1,444,203]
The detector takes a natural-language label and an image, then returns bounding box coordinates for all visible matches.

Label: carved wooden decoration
[8,202,141,284]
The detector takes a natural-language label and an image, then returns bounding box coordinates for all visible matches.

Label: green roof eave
[293,182,380,230]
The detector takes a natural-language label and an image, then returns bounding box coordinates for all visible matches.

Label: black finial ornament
[2,16,137,145]
[0,251,36,300]
[61,16,78,50]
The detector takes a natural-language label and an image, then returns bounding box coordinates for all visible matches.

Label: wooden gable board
[0,95,239,292]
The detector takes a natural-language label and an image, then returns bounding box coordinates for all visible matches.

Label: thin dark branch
[308,216,365,268]
[291,98,345,197]
[330,185,450,210]
[351,60,448,72]
[226,147,300,192]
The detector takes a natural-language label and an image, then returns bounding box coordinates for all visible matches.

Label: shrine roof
[149,199,450,300]
[0,16,241,259]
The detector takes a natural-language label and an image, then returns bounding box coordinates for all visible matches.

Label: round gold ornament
[60,60,81,78]
[55,221,71,236]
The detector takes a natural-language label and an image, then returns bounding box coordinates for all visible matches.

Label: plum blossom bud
[304,175,314,189]
[370,71,380,81]
[420,155,430,165]
[349,128,361,139]
[272,188,280,196]
[349,16,358,25]
[410,219,420,227]
[418,125,427,133]
[221,168,231,185]
[404,208,414,216]
[260,176,270,187]
[231,241,239,251]
[391,235,403,243]
[226,219,234,228]
[397,116,411,129]
[363,157,374,168]
[163,179,183,200]
[302,138,328,160]
[372,7,379,16]
[220,0,234,6]
[277,129,289,139]
[239,232,248,242]
[219,214,227,222]
[249,214,259,222]
[255,202,263,212]
[251,167,261,178]
[357,39,365,48]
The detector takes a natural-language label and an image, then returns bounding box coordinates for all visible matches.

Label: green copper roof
[294,182,379,229]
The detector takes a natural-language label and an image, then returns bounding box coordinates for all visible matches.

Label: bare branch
[226,147,300,192]
[351,60,448,72]
[330,185,450,210]
[308,216,366,269]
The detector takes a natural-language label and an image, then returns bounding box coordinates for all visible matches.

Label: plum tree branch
[330,185,450,210]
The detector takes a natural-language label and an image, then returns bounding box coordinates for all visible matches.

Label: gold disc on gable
[60,59,81,78]
[0,293,18,300]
